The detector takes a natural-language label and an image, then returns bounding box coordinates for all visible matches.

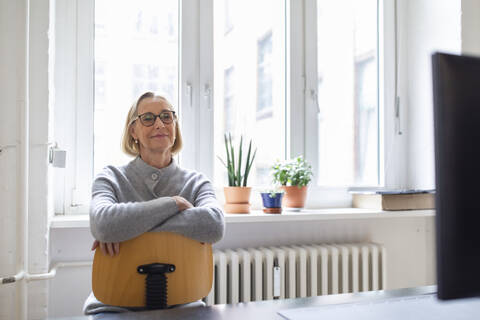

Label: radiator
[204,243,386,306]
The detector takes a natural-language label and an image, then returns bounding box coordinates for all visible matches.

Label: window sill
[50,214,90,228]
[50,208,435,229]
[224,208,435,223]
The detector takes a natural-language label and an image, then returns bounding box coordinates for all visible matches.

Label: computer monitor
[432,52,480,300]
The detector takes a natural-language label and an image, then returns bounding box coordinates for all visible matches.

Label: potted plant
[260,188,284,214]
[271,156,313,210]
[218,133,257,213]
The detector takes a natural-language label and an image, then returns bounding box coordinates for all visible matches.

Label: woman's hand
[172,196,194,211]
[91,240,120,256]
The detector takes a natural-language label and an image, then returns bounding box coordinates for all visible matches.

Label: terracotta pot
[224,187,252,214]
[224,203,251,214]
[281,186,308,208]
[224,186,252,203]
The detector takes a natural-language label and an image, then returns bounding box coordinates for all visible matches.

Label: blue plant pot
[261,193,284,208]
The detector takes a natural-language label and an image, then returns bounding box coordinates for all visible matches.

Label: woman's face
[130,97,176,155]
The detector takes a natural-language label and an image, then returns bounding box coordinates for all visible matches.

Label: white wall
[403,0,480,188]
[461,0,480,56]
[402,0,462,188]
[0,0,24,318]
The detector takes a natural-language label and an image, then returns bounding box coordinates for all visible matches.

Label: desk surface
[53,286,437,320]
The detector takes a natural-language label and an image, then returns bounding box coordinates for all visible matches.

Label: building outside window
[354,54,377,184]
[224,66,235,134]
[224,0,234,34]
[256,31,273,118]
[92,0,178,176]
[316,0,379,186]
[213,0,285,188]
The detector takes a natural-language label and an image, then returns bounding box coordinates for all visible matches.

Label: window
[54,0,395,214]
[213,0,286,188]
[95,61,107,105]
[314,0,379,187]
[354,55,377,184]
[224,0,234,34]
[224,67,235,133]
[257,32,273,118]
[93,0,178,175]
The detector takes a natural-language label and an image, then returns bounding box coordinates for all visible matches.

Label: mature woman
[83,92,225,314]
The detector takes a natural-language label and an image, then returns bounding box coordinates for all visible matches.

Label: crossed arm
[90,176,225,256]
[91,196,194,256]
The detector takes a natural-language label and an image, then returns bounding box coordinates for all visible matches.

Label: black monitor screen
[433,52,480,300]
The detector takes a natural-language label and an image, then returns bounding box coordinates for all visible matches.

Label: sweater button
[151,173,158,180]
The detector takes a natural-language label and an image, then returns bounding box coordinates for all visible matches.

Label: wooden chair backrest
[92,232,213,307]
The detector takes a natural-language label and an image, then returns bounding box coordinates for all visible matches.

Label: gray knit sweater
[83,156,225,315]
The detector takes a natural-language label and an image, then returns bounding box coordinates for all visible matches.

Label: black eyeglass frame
[132,111,177,127]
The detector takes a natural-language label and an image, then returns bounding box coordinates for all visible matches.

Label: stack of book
[350,189,435,211]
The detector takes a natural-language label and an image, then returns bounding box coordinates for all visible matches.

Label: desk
[52,286,436,320]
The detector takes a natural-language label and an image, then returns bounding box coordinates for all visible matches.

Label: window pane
[316,0,379,186]
[94,0,178,174]
[213,0,286,187]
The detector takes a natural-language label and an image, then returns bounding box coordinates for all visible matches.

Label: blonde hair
[121,92,183,157]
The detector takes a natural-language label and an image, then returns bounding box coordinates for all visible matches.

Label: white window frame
[177,0,214,178]
[54,0,401,214]
[54,0,94,215]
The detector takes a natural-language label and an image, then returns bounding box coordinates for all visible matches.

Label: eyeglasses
[133,111,177,127]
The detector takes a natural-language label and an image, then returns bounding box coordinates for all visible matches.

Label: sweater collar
[131,156,178,180]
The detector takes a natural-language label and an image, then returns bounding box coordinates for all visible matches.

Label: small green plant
[217,133,257,187]
[271,156,313,187]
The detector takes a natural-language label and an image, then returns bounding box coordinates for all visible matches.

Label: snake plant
[217,133,257,187]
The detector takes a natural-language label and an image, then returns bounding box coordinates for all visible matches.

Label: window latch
[204,84,211,109]
[186,83,193,108]
[310,89,320,114]
[395,96,403,135]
